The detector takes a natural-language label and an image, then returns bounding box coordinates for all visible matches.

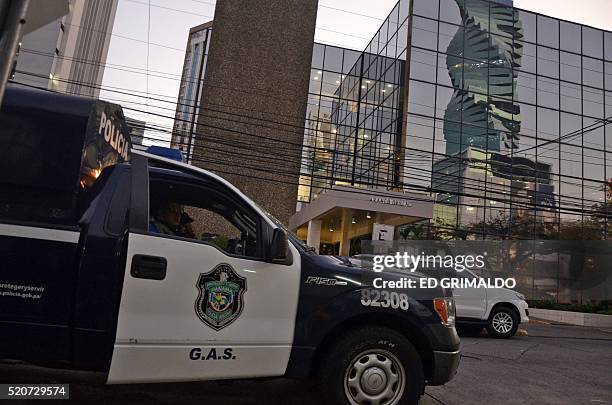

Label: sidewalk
[528,308,612,328]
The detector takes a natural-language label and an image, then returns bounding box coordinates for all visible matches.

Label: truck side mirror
[269,228,289,263]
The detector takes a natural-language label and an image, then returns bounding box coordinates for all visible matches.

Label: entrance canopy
[289,187,434,255]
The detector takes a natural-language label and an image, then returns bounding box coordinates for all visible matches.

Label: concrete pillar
[306,219,322,254]
[339,209,352,257]
[192,0,319,224]
[375,212,384,223]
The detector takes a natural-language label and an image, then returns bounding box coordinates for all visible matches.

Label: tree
[399,222,426,240]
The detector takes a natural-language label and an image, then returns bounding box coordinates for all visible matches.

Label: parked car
[452,269,529,338]
[351,254,529,338]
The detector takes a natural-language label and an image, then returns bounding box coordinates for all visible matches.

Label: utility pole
[0,0,29,106]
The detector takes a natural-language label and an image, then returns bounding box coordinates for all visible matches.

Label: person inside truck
[149,201,195,238]
[149,201,181,235]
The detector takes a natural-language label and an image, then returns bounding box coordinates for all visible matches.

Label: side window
[185,206,258,257]
[148,176,260,259]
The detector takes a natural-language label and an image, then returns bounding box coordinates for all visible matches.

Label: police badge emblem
[195,264,247,330]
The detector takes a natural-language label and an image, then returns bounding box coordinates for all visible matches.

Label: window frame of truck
[144,168,265,261]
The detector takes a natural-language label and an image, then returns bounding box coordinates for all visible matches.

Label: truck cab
[0,86,460,405]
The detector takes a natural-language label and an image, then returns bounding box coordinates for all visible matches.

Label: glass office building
[298,0,612,240]
[299,1,410,207]
[171,22,213,161]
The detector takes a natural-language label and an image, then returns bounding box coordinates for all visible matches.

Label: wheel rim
[492,311,514,334]
[343,349,406,405]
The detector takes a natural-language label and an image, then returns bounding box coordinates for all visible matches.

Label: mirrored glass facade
[300,0,612,240]
[299,1,409,208]
[408,0,612,239]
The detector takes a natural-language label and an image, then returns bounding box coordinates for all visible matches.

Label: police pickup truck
[0,85,460,405]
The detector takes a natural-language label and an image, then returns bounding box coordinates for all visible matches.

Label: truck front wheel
[319,326,424,405]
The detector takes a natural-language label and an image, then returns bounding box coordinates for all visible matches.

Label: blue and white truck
[0,85,460,405]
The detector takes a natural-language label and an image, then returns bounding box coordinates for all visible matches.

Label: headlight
[515,292,526,301]
[434,297,456,327]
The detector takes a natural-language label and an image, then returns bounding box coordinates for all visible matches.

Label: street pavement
[422,323,612,405]
[1,323,610,404]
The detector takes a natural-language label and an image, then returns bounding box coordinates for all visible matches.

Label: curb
[528,308,612,328]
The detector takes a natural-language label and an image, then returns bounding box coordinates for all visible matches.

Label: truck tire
[486,306,519,338]
[318,326,424,405]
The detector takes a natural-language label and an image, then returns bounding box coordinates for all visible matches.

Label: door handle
[131,255,167,280]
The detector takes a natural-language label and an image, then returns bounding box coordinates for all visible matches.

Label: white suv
[453,269,529,338]
[350,254,529,338]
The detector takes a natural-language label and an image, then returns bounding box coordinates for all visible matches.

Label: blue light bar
[146,145,184,162]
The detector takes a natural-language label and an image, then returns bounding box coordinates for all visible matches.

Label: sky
[100,0,612,145]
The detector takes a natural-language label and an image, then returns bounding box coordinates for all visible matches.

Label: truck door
[107,155,301,383]
[0,223,79,363]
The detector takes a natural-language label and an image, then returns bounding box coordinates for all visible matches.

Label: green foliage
[529,300,611,314]
[210,235,229,250]
[399,222,426,240]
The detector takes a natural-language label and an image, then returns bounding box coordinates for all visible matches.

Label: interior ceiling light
[366,211,371,219]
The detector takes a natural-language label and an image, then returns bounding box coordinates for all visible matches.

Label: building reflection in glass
[301,0,611,240]
[444,0,523,154]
